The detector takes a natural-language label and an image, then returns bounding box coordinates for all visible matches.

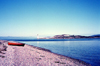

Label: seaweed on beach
[0,55,5,58]
[0,42,2,44]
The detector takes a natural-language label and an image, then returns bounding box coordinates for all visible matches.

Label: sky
[0,0,100,37]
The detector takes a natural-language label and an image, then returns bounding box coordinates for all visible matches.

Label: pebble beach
[0,40,91,66]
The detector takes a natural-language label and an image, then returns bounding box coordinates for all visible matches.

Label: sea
[0,37,100,66]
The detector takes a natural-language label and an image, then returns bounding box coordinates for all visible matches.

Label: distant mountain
[91,34,100,37]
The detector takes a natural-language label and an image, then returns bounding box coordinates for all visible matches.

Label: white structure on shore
[37,34,39,39]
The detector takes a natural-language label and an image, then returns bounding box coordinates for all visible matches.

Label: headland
[40,34,100,39]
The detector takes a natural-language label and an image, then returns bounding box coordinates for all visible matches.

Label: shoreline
[0,40,91,66]
[27,44,91,66]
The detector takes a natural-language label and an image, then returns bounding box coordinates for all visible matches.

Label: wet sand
[0,40,91,66]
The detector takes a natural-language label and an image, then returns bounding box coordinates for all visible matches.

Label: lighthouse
[37,34,39,39]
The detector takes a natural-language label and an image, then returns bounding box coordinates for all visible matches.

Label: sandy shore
[0,40,91,66]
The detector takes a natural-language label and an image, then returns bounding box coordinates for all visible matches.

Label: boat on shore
[8,42,25,46]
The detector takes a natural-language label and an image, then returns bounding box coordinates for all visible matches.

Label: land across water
[40,34,100,39]
[0,40,91,66]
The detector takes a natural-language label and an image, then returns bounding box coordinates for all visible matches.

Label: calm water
[18,39,100,66]
[0,37,100,66]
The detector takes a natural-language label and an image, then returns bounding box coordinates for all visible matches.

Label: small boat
[8,42,25,46]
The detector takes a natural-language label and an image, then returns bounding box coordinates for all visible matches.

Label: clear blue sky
[0,0,100,37]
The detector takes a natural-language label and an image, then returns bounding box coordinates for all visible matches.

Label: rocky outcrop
[0,40,7,58]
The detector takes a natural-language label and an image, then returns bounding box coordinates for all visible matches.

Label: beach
[0,40,91,66]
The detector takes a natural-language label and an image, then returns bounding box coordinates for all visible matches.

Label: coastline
[0,40,91,66]
[28,44,91,66]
